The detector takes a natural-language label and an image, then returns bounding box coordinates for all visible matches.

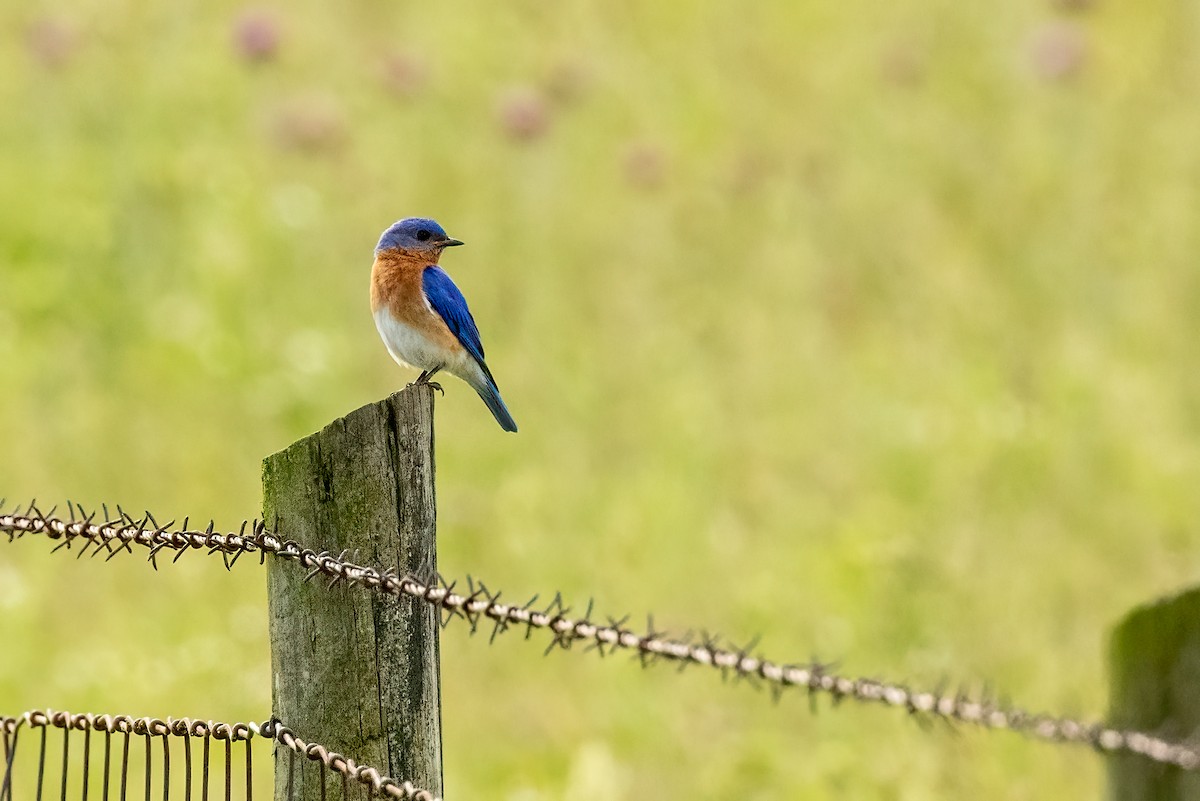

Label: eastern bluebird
[370,217,518,432]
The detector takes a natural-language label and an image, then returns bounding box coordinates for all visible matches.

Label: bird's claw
[409,375,445,396]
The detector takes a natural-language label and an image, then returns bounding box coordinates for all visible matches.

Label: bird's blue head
[375,217,464,257]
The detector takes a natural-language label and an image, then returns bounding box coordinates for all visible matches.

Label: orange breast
[370,252,462,352]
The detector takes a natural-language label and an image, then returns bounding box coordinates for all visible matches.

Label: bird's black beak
[441,238,465,247]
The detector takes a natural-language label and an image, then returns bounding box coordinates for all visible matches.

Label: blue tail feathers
[463,358,517,432]
[475,379,518,432]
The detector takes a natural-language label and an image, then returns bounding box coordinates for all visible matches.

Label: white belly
[374,309,446,371]
[373,308,486,389]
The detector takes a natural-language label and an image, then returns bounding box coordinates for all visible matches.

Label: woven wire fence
[0,710,439,801]
[2,500,1198,797]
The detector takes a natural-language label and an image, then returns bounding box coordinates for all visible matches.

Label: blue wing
[422,266,485,365]
[422,265,518,432]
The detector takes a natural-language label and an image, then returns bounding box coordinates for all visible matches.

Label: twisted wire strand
[0,710,440,801]
[261,720,438,801]
[2,503,1198,771]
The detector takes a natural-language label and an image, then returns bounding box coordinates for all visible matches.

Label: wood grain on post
[1108,587,1200,801]
[263,386,442,800]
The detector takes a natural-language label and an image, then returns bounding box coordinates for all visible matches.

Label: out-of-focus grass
[2,0,1199,797]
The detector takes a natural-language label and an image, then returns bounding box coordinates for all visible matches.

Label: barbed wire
[0,709,440,801]
[2,501,1198,772]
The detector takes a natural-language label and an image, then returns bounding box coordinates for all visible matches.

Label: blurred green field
[3,0,1199,797]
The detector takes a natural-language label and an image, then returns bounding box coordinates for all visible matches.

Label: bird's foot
[406,380,444,395]
[410,369,445,396]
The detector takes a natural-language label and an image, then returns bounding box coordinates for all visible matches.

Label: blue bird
[369,217,518,432]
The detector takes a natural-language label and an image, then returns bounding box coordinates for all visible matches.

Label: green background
[2,0,1198,797]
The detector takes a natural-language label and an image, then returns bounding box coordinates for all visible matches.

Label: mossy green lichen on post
[263,385,441,801]
[1108,587,1200,801]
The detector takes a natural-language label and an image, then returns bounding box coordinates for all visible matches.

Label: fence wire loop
[3,503,1200,774]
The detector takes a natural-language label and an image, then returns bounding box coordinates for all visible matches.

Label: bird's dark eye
[416,229,431,242]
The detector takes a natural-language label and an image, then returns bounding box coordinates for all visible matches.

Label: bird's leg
[411,366,444,395]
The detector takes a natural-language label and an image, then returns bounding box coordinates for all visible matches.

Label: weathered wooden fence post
[1108,587,1200,801]
[262,385,442,800]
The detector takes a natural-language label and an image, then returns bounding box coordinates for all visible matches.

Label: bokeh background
[3,0,1199,797]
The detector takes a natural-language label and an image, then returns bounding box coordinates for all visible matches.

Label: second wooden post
[1108,587,1200,801]
[263,385,442,800]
